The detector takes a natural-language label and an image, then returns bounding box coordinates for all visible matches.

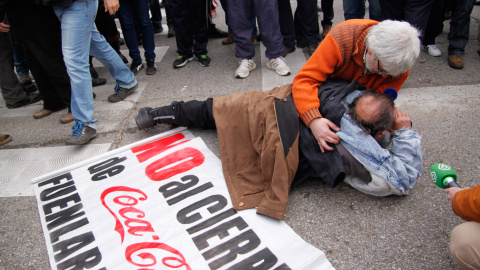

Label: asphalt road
[1,2,480,270]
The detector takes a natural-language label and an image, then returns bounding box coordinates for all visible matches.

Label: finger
[321,141,334,151]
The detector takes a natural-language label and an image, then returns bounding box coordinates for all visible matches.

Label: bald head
[347,91,395,136]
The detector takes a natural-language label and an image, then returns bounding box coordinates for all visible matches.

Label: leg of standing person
[367,0,383,21]
[255,0,291,76]
[343,0,366,20]
[447,0,475,69]
[294,0,321,55]
[171,0,195,68]
[422,0,444,56]
[164,0,176,37]
[149,0,164,33]
[190,0,211,67]
[7,0,72,122]
[321,0,334,38]
[378,0,404,20]
[131,0,157,74]
[95,0,128,63]
[12,38,31,83]
[277,0,296,56]
[0,28,40,109]
[117,0,145,74]
[227,0,256,78]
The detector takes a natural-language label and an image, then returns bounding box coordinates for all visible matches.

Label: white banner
[33,129,334,270]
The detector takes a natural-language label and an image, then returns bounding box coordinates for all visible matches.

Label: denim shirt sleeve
[337,93,423,195]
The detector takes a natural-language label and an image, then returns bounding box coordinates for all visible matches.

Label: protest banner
[32,128,334,270]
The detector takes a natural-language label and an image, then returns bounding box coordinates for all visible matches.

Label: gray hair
[365,20,421,76]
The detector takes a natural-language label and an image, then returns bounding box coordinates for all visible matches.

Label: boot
[136,105,177,130]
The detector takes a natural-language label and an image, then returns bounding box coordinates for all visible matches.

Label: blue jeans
[343,0,382,21]
[117,0,156,63]
[448,0,475,55]
[54,0,136,129]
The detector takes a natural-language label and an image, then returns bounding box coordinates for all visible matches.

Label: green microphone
[429,163,460,189]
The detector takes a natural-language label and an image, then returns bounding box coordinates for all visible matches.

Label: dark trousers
[423,0,445,45]
[0,30,27,105]
[6,0,71,111]
[321,0,334,27]
[227,0,284,59]
[154,99,215,129]
[448,0,475,55]
[379,0,436,39]
[170,0,209,58]
[278,0,321,48]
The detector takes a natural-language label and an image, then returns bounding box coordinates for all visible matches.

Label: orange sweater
[293,19,410,126]
[452,185,480,222]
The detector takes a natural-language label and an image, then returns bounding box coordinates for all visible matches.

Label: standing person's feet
[267,57,291,76]
[65,122,97,145]
[222,33,234,45]
[167,26,175,38]
[0,134,12,146]
[60,112,74,124]
[322,25,332,39]
[92,77,107,87]
[306,43,318,56]
[198,55,211,67]
[146,59,157,75]
[423,45,441,57]
[6,92,42,109]
[118,52,128,63]
[282,46,296,57]
[153,25,163,34]
[173,55,194,68]
[448,55,464,69]
[235,59,256,79]
[208,24,228,38]
[108,83,138,103]
[130,60,144,75]
[33,106,67,119]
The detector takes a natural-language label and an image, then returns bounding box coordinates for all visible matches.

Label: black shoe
[130,60,144,75]
[119,37,125,46]
[108,83,138,103]
[136,107,155,130]
[296,39,307,48]
[306,43,318,56]
[92,77,107,87]
[208,25,228,38]
[167,26,175,38]
[146,59,157,75]
[153,25,164,34]
[136,105,176,130]
[282,46,296,57]
[90,63,99,79]
[6,92,42,109]
[22,82,38,94]
[198,55,211,67]
[173,55,194,68]
[118,52,128,64]
[65,122,97,145]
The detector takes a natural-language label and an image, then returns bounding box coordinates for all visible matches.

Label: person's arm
[292,35,343,152]
[447,186,480,222]
[104,0,119,15]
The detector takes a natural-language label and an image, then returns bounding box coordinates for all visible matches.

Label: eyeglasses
[376,59,387,75]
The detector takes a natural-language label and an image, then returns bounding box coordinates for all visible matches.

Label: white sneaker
[235,59,256,78]
[423,45,441,57]
[267,56,291,76]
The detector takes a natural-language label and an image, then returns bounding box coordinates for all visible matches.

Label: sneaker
[173,55,194,68]
[282,46,296,57]
[267,57,291,76]
[198,55,211,67]
[167,26,175,38]
[448,54,464,69]
[146,59,157,75]
[130,60,144,75]
[235,59,256,79]
[18,74,33,85]
[6,92,42,109]
[65,122,97,145]
[423,45,441,57]
[108,83,138,103]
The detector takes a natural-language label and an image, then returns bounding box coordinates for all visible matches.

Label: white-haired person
[292,19,421,153]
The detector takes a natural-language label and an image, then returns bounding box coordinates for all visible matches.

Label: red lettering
[145,147,205,181]
[125,242,192,270]
[132,133,190,163]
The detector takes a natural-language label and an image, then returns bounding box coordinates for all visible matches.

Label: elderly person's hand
[309,117,340,153]
[389,108,411,132]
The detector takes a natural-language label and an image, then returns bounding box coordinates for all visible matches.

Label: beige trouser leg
[450,221,480,270]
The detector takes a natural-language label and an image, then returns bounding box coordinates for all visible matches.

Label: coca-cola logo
[101,186,191,269]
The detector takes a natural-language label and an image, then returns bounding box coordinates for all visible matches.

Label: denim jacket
[337,91,423,195]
